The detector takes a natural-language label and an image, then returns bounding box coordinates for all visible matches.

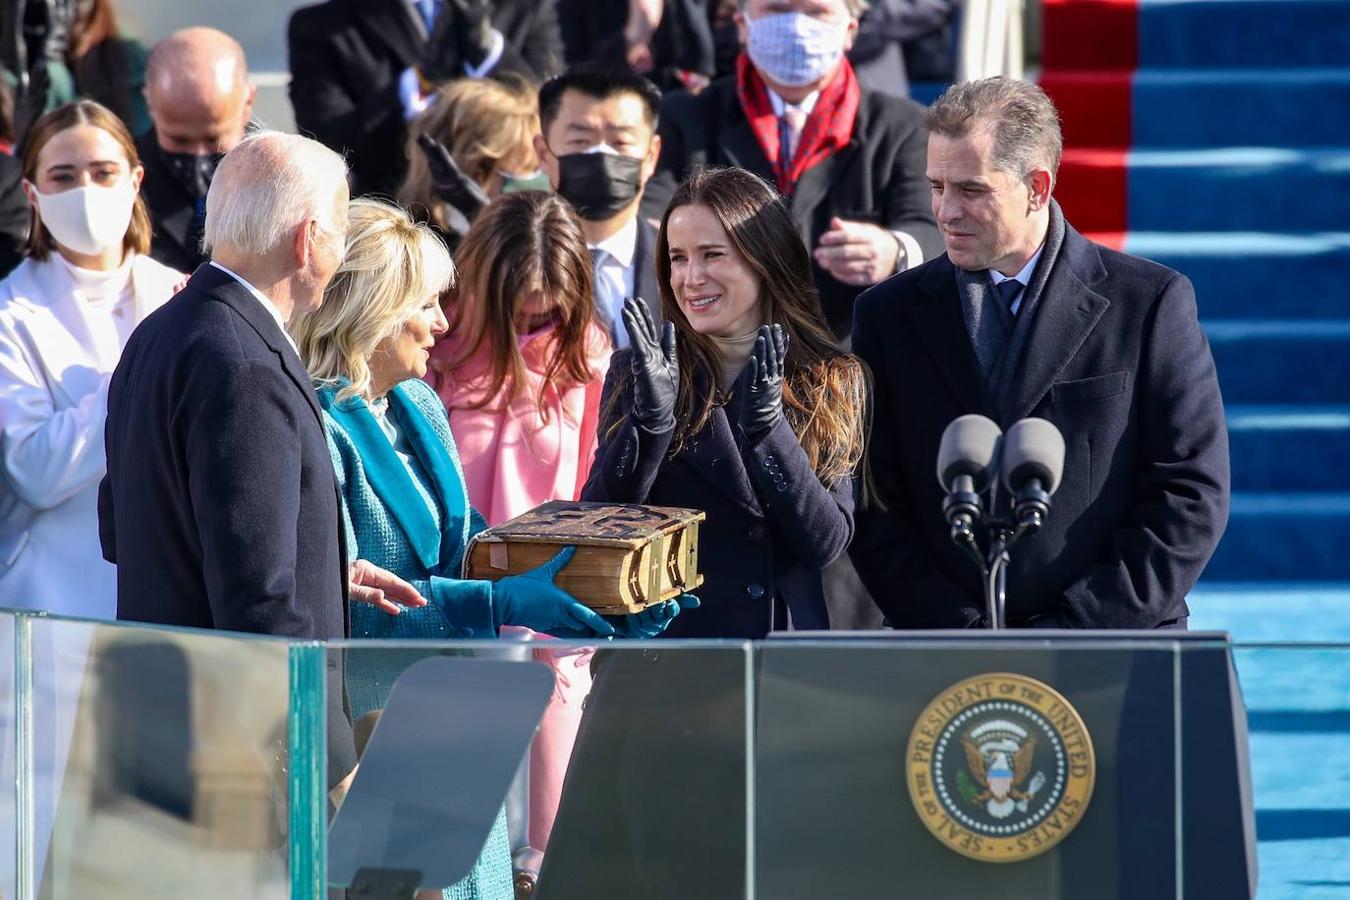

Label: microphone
[936,415,1003,540]
[1000,417,1066,533]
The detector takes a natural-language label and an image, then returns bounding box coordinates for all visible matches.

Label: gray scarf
[956,199,1067,421]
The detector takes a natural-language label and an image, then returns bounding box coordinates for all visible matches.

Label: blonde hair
[398,77,539,232]
[291,198,455,400]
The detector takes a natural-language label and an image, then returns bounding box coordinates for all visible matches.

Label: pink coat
[426,320,611,852]
[427,321,611,529]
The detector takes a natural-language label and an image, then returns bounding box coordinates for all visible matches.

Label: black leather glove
[421,0,496,83]
[416,133,490,224]
[740,324,788,443]
[621,296,678,433]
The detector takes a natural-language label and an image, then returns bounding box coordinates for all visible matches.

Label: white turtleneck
[54,252,136,352]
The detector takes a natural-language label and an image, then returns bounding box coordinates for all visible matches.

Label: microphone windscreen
[936,414,1003,492]
[1001,417,1066,495]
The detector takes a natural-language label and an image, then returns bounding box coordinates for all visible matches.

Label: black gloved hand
[621,296,678,433]
[417,133,490,223]
[421,0,495,83]
[740,324,789,443]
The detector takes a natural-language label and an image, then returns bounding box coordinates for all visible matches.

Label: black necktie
[995,278,1025,314]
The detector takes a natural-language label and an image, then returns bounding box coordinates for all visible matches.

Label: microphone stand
[948,510,1043,630]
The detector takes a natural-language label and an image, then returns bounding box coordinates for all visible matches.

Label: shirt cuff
[890,230,924,273]
[464,29,505,79]
[398,66,432,121]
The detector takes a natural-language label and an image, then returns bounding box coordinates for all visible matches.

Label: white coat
[0,254,182,616]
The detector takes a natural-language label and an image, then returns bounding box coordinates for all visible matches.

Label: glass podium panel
[320,639,754,900]
[753,634,1231,899]
[23,615,293,900]
[0,611,16,900]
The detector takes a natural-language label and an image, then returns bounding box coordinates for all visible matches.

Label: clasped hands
[623,296,788,443]
[813,217,902,286]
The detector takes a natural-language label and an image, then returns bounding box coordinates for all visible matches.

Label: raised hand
[741,324,789,443]
[416,133,490,222]
[621,296,679,432]
[492,546,616,638]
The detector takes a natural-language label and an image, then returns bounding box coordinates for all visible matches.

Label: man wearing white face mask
[643,0,941,341]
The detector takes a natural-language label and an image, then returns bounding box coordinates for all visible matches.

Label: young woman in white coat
[0,101,184,616]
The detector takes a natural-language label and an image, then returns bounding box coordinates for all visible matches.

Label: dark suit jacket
[849,222,1230,629]
[641,74,942,339]
[287,0,564,197]
[632,216,660,318]
[98,264,357,779]
[558,0,713,91]
[581,351,853,637]
[134,130,206,274]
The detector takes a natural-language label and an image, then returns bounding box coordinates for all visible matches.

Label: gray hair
[926,77,1063,181]
[203,131,349,257]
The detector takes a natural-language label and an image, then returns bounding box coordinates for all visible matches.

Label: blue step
[1205,321,1350,404]
[1189,583,1350,642]
[1139,0,1350,70]
[1125,148,1350,232]
[1133,69,1350,148]
[1205,493,1350,580]
[1124,232,1350,320]
[1227,406,1350,492]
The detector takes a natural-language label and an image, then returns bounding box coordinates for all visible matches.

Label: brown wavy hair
[398,77,539,233]
[435,190,598,416]
[654,166,867,485]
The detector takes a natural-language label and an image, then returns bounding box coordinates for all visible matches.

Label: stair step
[1130,148,1350,232]
[1205,493,1350,580]
[1139,0,1350,70]
[1205,321,1350,404]
[1134,68,1350,148]
[1189,583,1350,643]
[1227,406,1350,492]
[1121,232,1350,320]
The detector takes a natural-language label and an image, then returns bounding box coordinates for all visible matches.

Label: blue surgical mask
[746,11,849,88]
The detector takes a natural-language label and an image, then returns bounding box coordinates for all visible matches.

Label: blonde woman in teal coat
[291,198,691,900]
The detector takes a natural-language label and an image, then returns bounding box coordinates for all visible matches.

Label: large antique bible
[464,501,705,614]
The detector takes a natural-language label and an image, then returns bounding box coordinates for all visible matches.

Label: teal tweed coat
[319,377,512,900]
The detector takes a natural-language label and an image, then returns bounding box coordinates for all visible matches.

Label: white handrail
[959,0,1026,82]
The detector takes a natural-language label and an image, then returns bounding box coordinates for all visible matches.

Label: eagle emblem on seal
[960,720,1048,820]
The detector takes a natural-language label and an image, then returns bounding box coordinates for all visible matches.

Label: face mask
[29,181,138,257]
[746,11,849,87]
[499,168,552,193]
[161,150,223,201]
[553,145,644,221]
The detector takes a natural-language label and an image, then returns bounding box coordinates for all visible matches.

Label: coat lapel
[387,383,469,570]
[676,403,764,518]
[351,0,425,68]
[319,387,443,570]
[905,257,996,417]
[1004,228,1111,422]
[634,218,662,323]
[789,137,859,227]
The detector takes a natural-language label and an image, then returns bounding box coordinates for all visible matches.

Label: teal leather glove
[491,547,616,638]
[608,594,701,639]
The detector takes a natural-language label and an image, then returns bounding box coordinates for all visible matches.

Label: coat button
[746,583,766,600]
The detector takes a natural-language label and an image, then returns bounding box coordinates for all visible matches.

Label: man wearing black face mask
[136,28,255,273]
[536,63,663,349]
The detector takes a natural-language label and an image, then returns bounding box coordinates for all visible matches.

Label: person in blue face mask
[136,28,255,274]
[535,63,666,351]
[641,0,943,344]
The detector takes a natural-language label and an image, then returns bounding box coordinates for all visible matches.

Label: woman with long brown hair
[583,164,866,637]
[426,189,619,859]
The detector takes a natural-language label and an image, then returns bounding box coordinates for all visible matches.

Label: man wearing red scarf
[641,0,940,340]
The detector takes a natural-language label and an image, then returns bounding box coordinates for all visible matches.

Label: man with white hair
[138,27,256,272]
[99,131,423,789]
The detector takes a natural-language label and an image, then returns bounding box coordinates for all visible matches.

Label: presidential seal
[905,672,1095,863]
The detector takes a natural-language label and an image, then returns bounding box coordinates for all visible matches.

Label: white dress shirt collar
[767,88,821,118]
[209,261,299,353]
[591,216,639,270]
[989,244,1044,287]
